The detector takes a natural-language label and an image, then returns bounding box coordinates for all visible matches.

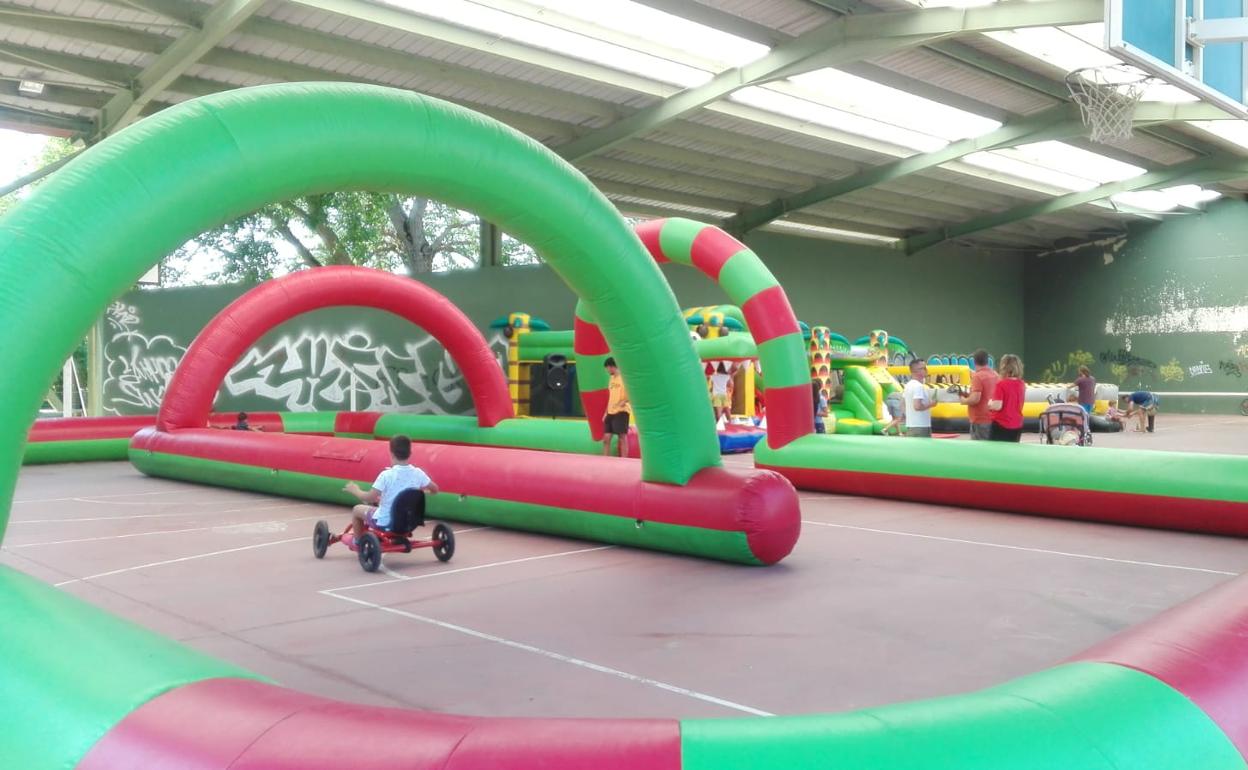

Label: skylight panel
[961,151,1099,191]
[377,0,713,87]
[520,0,769,70]
[996,141,1146,184]
[731,86,949,153]
[787,68,1002,142]
[1112,185,1220,212]
[1188,119,1248,150]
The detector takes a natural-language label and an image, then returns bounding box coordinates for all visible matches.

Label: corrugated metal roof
[0,0,1239,253]
[868,47,1060,117]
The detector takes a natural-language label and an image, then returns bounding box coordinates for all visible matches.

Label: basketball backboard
[1107,0,1248,119]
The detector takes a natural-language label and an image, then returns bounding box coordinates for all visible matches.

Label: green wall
[1023,197,1248,414]
[102,230,1022,416]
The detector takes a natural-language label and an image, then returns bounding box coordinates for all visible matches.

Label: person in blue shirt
[1126,390,1159,433]
[343,434,439,540]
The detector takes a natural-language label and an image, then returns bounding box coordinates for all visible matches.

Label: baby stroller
[1040,402,1092,446]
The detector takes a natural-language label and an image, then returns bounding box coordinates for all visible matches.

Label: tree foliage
[167,191,542,285]
[0,136,78,218]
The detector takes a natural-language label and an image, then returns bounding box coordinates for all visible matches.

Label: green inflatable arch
[0,83,722,545]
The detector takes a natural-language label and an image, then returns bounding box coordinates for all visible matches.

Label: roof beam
[239,17,622,121]
[725,104,1083,234]
[97,0,200,28]
[0,8,625,123]
[0,103,92,137]
[901,155,1248,253]
[556,0,1100,161]
[0,8,168,52]
[725,100,1239,234]
[287,0,673,96]
[0,78,109,110]
[94,0,266,140]
[0,43,130,89]
[628,0,785,47]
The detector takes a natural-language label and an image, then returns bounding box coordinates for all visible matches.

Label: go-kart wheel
[433,523,455,562]
[358,532,383,573]
[313,520,330,559]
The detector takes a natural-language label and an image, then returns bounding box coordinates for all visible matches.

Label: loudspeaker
[544,354,569,391]
[530,355,574,417]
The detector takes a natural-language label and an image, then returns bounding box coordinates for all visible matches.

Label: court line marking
[11,502,314,524]
[53,537,304,587]
[801,520,1238,576]
[9,515,324,548]
[13,490,187,504]
[324,590,774,717]
[329,542,609,594]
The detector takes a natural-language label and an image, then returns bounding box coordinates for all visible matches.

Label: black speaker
[544,354,569,391]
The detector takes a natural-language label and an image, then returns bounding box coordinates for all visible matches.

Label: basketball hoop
[1064,65,1155,144]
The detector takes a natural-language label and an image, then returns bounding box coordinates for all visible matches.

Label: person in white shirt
[902,359,934,438]
[343,434,439,540]
[709,361,737,425]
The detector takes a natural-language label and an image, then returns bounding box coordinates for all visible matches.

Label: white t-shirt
[902,379,932,429]
[371,464,432,527]
[710,372,732,396]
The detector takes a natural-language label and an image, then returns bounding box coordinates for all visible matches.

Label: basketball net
[1065,65,1154,144]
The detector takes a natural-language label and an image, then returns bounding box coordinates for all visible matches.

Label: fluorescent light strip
[765,219,900,245]
[378,0,713,87]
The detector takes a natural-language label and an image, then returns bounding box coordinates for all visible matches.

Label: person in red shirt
[958,349,999,440]
[988,354,1026,442]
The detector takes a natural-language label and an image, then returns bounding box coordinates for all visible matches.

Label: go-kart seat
[386,488,426,535]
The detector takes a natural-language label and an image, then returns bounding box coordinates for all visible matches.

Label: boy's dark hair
[972,349,989,367]
[604,357,617,368]
[389,434,412,461]
[236,411,248,422]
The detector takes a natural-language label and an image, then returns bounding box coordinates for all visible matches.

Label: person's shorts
[359,506,389,531]
[989,423,1022,442]
[885,398,904,419]
[814,420,826,434]
[906,427,932,438]
[1130,393,1157,409]
[711,394,731,408]
[603,412,630,435]
[969,422,991,440]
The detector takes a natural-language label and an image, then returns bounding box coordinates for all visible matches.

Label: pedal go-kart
[313,488,454,572]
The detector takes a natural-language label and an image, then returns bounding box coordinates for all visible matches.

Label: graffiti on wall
[222,330,480,413]
[1099,348,1157,376]
[1038,350,1094,383]
[1160,358,1185,383]
[102,299,509,416]
[102,302,187,414]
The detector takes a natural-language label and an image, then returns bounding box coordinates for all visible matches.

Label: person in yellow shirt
[602,357,632,457]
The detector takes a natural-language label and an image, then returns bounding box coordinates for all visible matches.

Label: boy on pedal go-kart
[343,434,439,540]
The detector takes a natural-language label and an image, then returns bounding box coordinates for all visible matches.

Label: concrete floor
[3,412,1246,720]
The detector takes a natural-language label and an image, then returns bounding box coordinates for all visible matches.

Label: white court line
[9,515,323,548]
[53,537,304,587]
[331,543,610,593]
[802,520,1238,576]
[13,490,188,504]
[12,502,312,524]
[325,590,774,717]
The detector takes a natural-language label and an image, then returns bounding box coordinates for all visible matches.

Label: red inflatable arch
[157,266,513,432]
